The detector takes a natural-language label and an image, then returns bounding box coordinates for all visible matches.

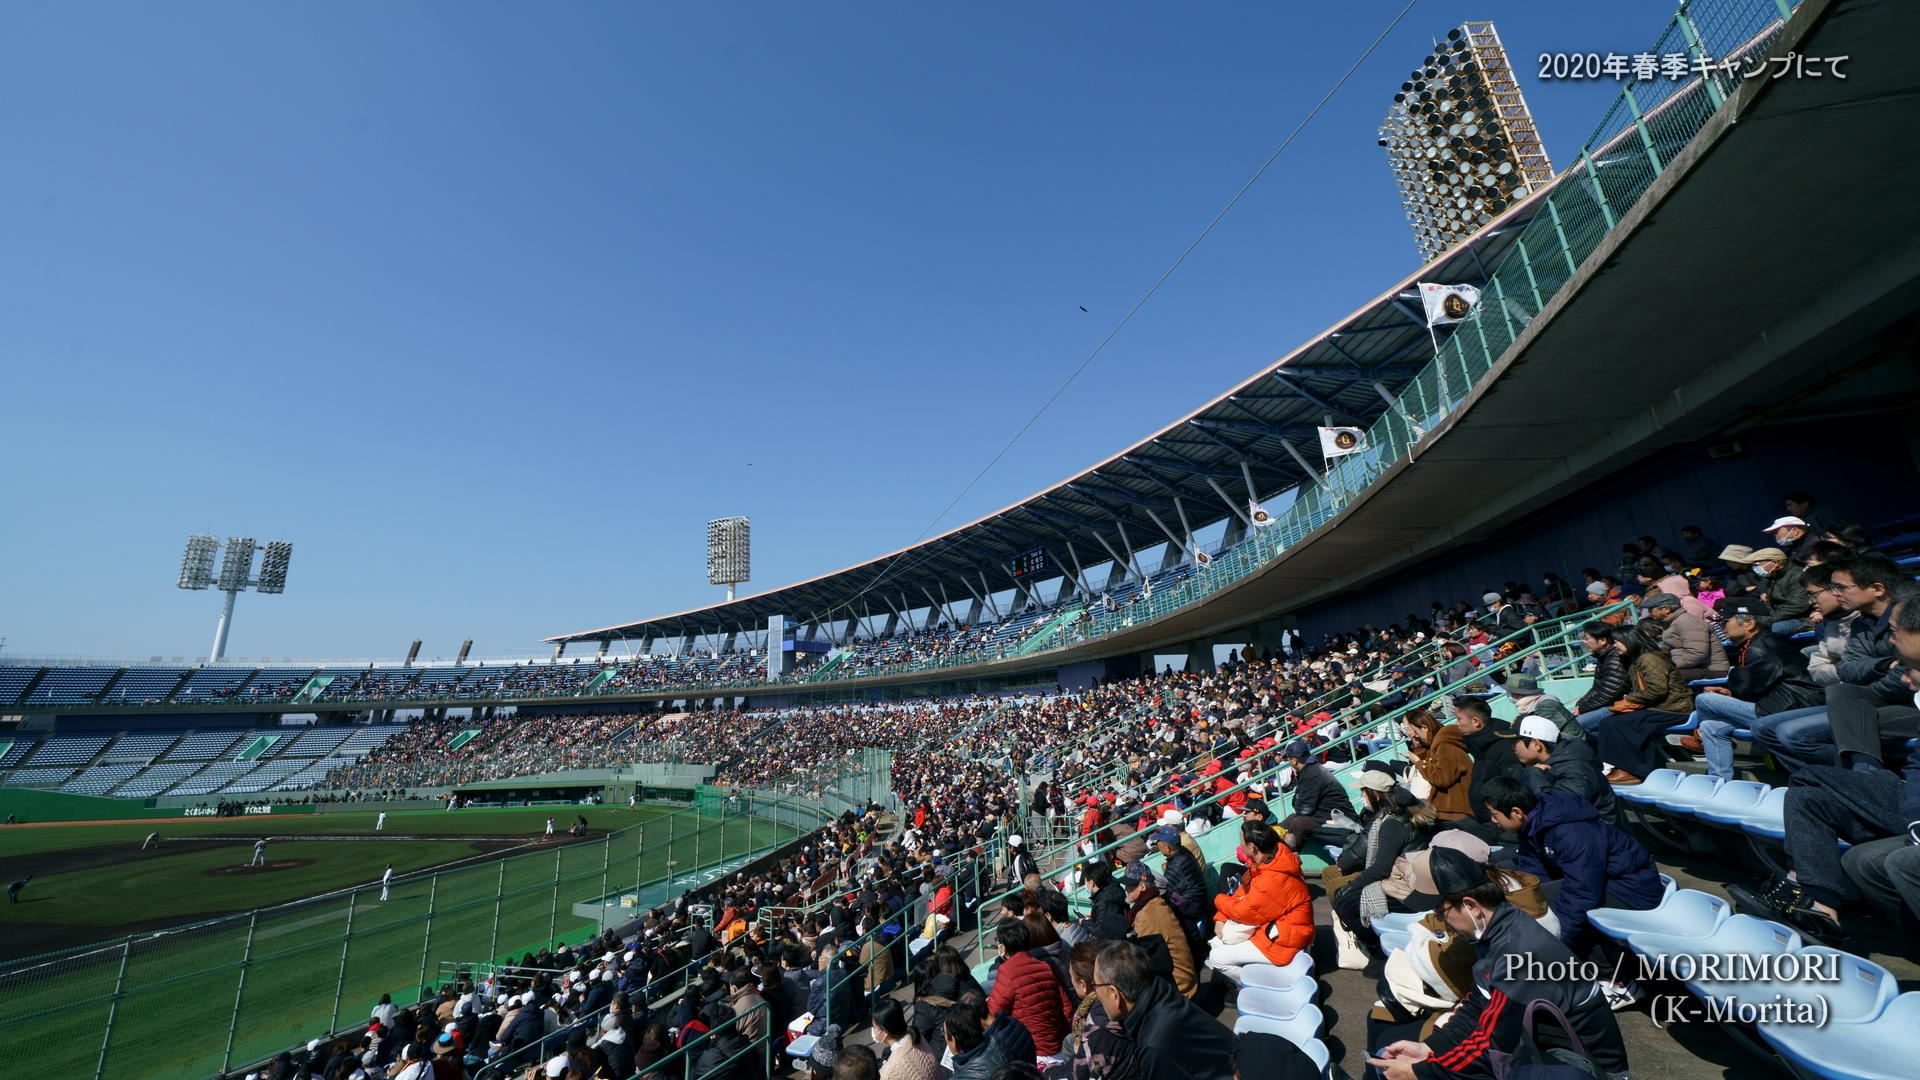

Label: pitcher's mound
[203,859,315,877]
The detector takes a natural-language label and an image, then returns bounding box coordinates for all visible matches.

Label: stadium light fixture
[706,516,751,601]
[1378,22,1553,263]
[178,534,219,590]
[177,534,294,662]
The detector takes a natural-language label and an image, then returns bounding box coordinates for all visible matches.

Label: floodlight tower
[178,534,294,662]
[706,517,751,601]
[1379,22,1555,262]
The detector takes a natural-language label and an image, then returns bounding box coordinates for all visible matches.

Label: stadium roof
[550,202,1544,646]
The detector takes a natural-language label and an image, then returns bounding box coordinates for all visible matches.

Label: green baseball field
[0,800,801,1080]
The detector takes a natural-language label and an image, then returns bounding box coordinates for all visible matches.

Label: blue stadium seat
[1614,768,1685,805]
[1372,912,1420,936]
[1691,780,1773,826]
[1238,953,1314,990]
[1740,786,1790,841]
[1626,914,1801,995]
[1236,980,1316,1021]
[1649,774,1724,814]
[1739,946,1896,1015]
[1757,988,1920,1080]
[1591,887,1727,942]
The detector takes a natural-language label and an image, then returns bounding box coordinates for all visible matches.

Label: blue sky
[0,0,1680,661]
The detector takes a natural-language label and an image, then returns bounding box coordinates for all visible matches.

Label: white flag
[1192,545,1213,569]
[1248,501,1275,528]
[1319,426,1368,458]
[1418,281,1482,326]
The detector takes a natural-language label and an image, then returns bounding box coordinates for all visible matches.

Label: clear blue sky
[1,0,1679,661]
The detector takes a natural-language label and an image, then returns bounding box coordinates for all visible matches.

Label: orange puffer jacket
[1213,845,1314,966]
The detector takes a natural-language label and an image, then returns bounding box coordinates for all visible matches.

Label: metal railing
[0,794,831,1080]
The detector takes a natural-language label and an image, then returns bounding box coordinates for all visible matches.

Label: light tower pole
[179,535,294,662]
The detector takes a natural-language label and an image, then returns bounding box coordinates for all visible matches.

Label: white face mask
[1753,564,1774,578]
[1468,907,1489,941]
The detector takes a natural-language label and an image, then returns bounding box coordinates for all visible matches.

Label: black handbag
[1488,997,1606,1079]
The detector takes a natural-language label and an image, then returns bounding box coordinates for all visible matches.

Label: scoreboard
[1011,546,1050,579]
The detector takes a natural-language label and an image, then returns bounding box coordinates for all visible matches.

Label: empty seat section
[61,765,144,795]
[113,763,205,797]
[99,667,188,704]
[5,767,76,788]
[221,760,304,792]
[25,668,118,704]
[164,731,247,761]
[23,734,112,766]
[0,740,41,768]
[166,762,259,796]
[101,732,185,761]
[0,667,39,706]
[173,667,258,702]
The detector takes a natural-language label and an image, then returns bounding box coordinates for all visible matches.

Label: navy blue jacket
[1515,790,1662,946]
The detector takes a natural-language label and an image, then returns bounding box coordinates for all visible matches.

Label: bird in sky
[1078,306,1088,312]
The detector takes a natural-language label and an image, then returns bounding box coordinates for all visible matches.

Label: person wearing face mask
[869,998,942,1080]
[1746,545,1813,636]
[1366,848,1632,1080]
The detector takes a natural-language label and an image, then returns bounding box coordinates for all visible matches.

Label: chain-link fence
[0,794,826,1080]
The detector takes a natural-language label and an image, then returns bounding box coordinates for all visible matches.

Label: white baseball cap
[1764,515,1809,532]
[1517,716,1560,743]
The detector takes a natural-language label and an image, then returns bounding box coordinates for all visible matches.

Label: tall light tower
[178,534,294,662]
[706,517,750,601]
[1379,22,1555,263]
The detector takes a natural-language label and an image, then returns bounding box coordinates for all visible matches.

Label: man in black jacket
[1446,696,1524,842]
[1368,848,1631,1080]
[1513,716,1615,822]
[1277,740,1357,854]
[1093,941,1234,1080]
[1151,825,1210,959]
[1689,596,1825,780]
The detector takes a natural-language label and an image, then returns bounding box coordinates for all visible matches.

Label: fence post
[221,911,260,1076]
[93,938,133,1080]
[549,848,562,946]
[330,891,359,1037]
[490,860,505,962]
[600,833,612,929]
[418,874,439,992]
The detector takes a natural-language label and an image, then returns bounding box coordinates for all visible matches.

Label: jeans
[1752,706,1834,774]
[1693,693,1759,781]
[1575,707,1611,735]
[1771,618,1810,637]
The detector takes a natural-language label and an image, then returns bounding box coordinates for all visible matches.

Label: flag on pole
[1192,545,1213,569]
[1248,501,1275,528]
[1319,426,1368,459]
[1418,282,1482,326]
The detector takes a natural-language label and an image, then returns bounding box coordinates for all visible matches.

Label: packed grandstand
[7,1,1920,1079]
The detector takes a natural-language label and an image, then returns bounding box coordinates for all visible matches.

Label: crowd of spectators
[230,489,1920,1080]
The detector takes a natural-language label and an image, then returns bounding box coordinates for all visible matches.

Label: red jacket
[1212,846,1314,966]
[987,950,1073,1054]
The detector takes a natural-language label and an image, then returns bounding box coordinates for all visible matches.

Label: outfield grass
[0,805,802,1080]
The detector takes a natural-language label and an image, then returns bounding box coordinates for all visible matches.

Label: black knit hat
[1429,847,1489,899]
